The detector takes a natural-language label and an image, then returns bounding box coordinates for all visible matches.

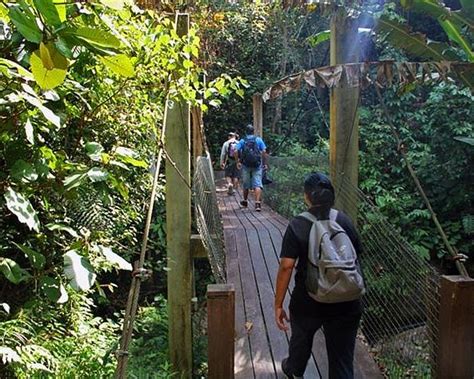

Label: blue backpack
[241,136,261,168]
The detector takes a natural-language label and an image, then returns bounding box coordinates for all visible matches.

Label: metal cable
[192,154,226,283]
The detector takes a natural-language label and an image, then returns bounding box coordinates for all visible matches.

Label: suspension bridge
[114,12,474,379]
[193,154,462,378]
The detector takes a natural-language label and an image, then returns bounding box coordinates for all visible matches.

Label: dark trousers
[285,311,361,378]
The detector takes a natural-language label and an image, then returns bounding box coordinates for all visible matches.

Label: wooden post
[253,93,263,137]
[329,9,359,222]
[207,284,235,379]
[191,106,203,162]
[436,275,474,378]
[165,13,192,378]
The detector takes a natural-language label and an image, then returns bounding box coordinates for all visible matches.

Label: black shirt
[280,206,363,317]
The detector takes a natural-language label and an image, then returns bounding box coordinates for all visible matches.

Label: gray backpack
[299,209,365,303]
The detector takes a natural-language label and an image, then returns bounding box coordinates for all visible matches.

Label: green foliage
[1,0,246,376]
[1,293,118,378]
[359,82,474,264]
[127,296,176,378]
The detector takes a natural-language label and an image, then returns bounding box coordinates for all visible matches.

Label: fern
[462,215,474,235]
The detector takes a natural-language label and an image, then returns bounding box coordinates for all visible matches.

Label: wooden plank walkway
[217,184,382,379]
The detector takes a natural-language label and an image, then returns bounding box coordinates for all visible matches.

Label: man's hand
[275,306,290,331]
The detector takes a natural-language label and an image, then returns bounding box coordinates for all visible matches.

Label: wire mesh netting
[265,156,441,378]
[192,155,226,283]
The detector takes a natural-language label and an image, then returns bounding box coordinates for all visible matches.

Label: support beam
[207,284,235,379]
[191,106,203,162]
[253,93,263,137]
[165,13,192,378]
[190,234,207,259]
[437,275,474,378]
[329,10,360,222]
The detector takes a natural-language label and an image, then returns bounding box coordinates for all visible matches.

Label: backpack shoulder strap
[299,211,318,223]
[329,209,338,222]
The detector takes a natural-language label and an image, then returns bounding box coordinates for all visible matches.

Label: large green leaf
[0,58,34,80]
[307,30,330,47]
[40,276,68,303]
[53,0,66,22]
[115,146,147,167]
[94,245,132,270]
[401,0,473,29]
[375,15,454,61]
[0,258,31,284]
[438,18,474,62]
[0,3,10,23]
[4,187,40,232]
[10,159,38,182]
[21,93,61,127]
[8,2,42,43]
[64,250,96,291]
[46,223,78,238]
[85,142,104,161]
[454,136,474,146]
[33,0,61,27]
[74,27,121,49]
[100,54,135,77]
[13,243,45,270]
[30,43,68,90]
[87,167,109,182]
[63,172,87,191]
[25,119,34,144]
[100,0,125,10]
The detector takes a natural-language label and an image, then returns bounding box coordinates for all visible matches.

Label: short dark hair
[304,172,335,207]
[245,124,254,135]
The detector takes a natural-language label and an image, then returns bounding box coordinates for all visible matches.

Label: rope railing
[192,154,226,283]
[265,155,441,378]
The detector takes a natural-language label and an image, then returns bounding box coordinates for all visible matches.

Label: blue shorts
[242,166,263,190]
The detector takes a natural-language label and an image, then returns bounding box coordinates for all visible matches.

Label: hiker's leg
[241,167,251,200]
[254,187,262,202]
[323,312,361,379]
[252,167,263,202]
[233,176,239,189]
[224,164,232,185]
[284,312,322,377]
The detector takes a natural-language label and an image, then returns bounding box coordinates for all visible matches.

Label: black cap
[246,124,254,134]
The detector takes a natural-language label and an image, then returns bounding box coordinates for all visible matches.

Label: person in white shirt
[220,132,240,195]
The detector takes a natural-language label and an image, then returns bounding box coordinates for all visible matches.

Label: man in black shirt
[274,172,363,379]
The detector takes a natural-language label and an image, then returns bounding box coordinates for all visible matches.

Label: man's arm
[274,257,296,331]
[262,150,269,168]
[220,142,227,169]
[235,140,242,168]
[257,138,269,169]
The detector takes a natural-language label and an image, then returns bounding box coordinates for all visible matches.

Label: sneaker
[255,202,262,212]
[282,358,303,379]
[240,200,248,208]
[227,184,234,195]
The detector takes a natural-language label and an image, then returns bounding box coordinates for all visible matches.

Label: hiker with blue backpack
[234,124,268,212]
[220,131,240,195]
[274,172,365,379]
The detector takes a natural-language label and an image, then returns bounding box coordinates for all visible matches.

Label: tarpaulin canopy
[262,61,474,102]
